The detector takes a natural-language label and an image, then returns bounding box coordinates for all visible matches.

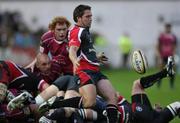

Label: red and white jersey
[68,25,100,72]
[40,31,73,74]
[117,96,131,123]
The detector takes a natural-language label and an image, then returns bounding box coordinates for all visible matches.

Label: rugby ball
[131,50,148,74]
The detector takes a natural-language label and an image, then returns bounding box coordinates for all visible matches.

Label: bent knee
[132,79,142,89]
[132,79,145,95]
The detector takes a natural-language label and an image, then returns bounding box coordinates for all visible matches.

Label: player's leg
[157,57,166,88]
[7,75,75,110]
[36,85,60,105]
[140,56,174,89]
[97,78,118,123]
[7,84,60,111]
[42,84,96,109]
[155,101,180,123]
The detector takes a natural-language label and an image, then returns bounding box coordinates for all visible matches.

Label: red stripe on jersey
[69,26,82,47]
[131,103,136,112]
[76,59,99,72]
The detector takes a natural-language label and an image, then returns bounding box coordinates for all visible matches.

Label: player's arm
[24,58,37,71]
[69,46,80,73]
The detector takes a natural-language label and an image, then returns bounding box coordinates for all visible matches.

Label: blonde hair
[48,16,71,30]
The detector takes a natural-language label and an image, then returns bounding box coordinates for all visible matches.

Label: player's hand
[97,52,108,64]
[154,103,163,112]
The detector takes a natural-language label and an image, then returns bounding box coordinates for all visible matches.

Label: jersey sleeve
[39,31,53,54]
[69,28,84,47]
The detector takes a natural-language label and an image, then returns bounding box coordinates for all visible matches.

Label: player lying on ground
[8,56,180,123]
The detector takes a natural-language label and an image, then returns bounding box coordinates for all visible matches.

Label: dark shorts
[53,75,79,92]
[76,70,108,86]
[131,94,173,123]
[131,94,154,122]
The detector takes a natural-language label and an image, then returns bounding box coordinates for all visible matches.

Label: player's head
[0,83,7,103]
[73,4,92,28]
[36,53,51,74]
[48,16,71,41]
[165,23,172,33]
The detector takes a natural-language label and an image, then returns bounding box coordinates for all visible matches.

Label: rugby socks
[35,95,45,106]
[46,108,66,120]
[163,102,180,122]
[51,96,83,109]
[106,104,118,123]
[55,96,64,101]
[161,108,174,122]
[140,69,167,88]
[78,109,87,120]
[167,102,180,118]
[78,109,98,120]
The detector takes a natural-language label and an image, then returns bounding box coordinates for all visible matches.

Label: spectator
[156,23,177,89]
[118,32,132,68]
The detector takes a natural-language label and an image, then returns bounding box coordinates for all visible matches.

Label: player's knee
[106,92,118,103]
[132,79,141,89]
[83,97,96,108]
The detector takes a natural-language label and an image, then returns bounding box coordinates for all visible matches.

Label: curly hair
[48,16,71,30]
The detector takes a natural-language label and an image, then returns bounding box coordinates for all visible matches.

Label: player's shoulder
[41,31,54,42]
[69,25,85,34]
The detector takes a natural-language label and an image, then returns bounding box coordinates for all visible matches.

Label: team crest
[77,79,81,85]
[136,106,143,112]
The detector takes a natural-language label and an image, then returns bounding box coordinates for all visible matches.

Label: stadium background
[0,0,180,123]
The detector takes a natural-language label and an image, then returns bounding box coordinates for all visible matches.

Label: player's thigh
[96,79,117,103]
[56,90,65,97]
[39,84,59,101]
[79,84,97,107]
[131,79,145,95]
[64,90,80,99]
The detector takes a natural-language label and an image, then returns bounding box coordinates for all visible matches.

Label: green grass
[102,68,180,123]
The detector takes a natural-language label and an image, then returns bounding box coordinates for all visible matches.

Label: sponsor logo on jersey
[136,106,143,112]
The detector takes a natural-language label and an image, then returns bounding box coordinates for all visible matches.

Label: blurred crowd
[0,11,45,66]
